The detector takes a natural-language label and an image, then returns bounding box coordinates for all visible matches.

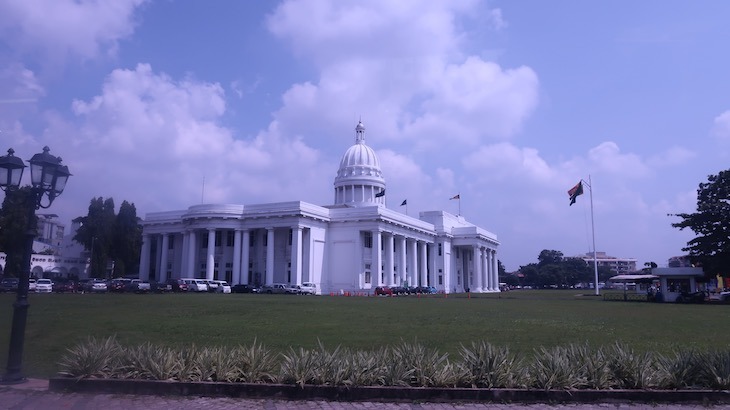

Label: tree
[538,249,564,266]
[74,197,116,278]
[0,187,36,277]
[110,201,142,276]
[671,170,730,278]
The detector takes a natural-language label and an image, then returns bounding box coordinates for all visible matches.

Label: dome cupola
[333,121,386,206]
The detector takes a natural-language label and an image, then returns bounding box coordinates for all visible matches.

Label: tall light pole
[0,147,71,384]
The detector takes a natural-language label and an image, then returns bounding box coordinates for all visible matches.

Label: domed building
[138,122,500,294]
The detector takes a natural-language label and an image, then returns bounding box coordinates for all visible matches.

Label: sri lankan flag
[568,181,583,206]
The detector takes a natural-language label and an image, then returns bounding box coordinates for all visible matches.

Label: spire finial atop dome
[355,120,365,144]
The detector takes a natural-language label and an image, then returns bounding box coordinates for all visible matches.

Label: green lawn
[0,289,728,378]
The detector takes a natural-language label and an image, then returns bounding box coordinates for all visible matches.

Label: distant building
[138,122,501,294]
[668,255,694,268]
[575,251,636,275]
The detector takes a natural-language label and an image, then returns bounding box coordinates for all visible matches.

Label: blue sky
[2,0,729,271]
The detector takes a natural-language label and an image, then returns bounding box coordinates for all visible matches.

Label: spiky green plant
[565,344,611,390]
[231,340,277,383]
[279,346,320,387]
[117,342,180,380]
[390,340,451,387]
[57,336,122,379]
[529,346,585,390]
[174,344,201,382]
[459,341,522,388]
[696,349,730,390]
[655,349,702,389]
[605,342,657,389]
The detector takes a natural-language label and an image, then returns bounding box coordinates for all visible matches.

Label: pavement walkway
[1,379,728,410]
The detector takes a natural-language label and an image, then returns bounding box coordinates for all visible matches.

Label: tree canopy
[74,197,141,278]
[671,169,730,277]
[0,187,37,277]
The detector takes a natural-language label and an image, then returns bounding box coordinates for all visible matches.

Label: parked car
[260,283,288,294]
[299,282,317,295]
[81,278,108,293]
[53,279,77,293]
[35,278,53,293]
[205,280,220,292]
[0,277,19,293]
[390,286,408,295]
[375,286,393,296]
[212,280,232,293]
[28,278,36,292]
[150,280,171,293]
[675,290,707,303]
[721,290,730,303]
[166,278,188,292]
[184,279,208,292]
[108,278,130,293]
[285,284,301,294]
[127,279,151,293]
[231,284,259,293]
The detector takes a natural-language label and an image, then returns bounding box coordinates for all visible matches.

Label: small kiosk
[608,267,706,303]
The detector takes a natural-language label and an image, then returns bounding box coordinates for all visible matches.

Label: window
[263,233,268,246]
[289,229,292,245]
[364,264,371,284]
[438,243,442,256]
[215,231,222,247]
[438,275,443,285]
[226,231,234,247]
[363,232,372,248]
[249,231,255,246]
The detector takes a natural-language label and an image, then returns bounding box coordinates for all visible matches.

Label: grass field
[1,289,728,378]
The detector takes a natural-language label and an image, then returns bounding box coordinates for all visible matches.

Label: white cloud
[587,142,650,178]
[266,0,539,153]
[712,110,730,140]
[0,0,146,62]
[58,64,329,214]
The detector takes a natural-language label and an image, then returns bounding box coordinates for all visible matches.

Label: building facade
[576,251,637,275]
[138,122,500,294]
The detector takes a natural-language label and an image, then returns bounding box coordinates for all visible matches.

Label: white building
[138,122,500,294]
[576,251,637,275]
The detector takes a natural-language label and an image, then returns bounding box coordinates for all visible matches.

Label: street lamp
[0,146,71,384]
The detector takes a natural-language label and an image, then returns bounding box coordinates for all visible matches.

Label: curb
[48,378,730,404]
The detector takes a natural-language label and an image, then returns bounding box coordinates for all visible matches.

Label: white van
[182,278,208,292]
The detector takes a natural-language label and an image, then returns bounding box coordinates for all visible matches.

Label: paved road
[1,380,728,410]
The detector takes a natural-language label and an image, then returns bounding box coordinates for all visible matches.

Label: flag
[400,199,407,206]
[568,181,583,206]
[450,194,460,200]
[375,189,385,198]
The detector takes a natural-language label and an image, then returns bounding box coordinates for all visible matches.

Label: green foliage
[519,250,593,288]
[74,197,141,278]
[57,337,730,390]
[671,169,730,277]
[605,342,657,389]
[0,187,36,276]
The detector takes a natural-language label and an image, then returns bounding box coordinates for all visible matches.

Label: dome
[333,121,386,206]
[335,121,383,180]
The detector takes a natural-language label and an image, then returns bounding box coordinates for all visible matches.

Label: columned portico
[398,236,407,285]
[206,229,215,280]
[408,239,417,287]
[292,226,303,285]
[473,245,482,292]
[241,229,250,284]
[139,234,151,281]
[186,230,197,277]
[373,230,382,285]
[384,233,394,286]
[419,241,428,288]
[159,234,169,283]
[266,228,274,285]
[232,229,242,284]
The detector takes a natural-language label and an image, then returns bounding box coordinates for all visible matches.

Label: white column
[384,233,394,286]
[232,229,242,284]
[373,230,382,286]
[398,236,407,285]
[241,229,250,284]
[206,229,216,281]
[442,241,451,293]
[420,241,428,288]
[266,228,275,285]
[428,243,436,287]
[481,247,488,292]
[139,233,151,281]
[492,249,499,292]
[409,239,418,287]
[187,230,197,277]
[292,226,303,285]
[473,245,482,292]
[159,234,169,283]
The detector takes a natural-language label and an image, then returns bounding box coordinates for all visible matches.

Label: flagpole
[585,175,599,296]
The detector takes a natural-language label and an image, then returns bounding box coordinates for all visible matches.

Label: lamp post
[0,147,71,384]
